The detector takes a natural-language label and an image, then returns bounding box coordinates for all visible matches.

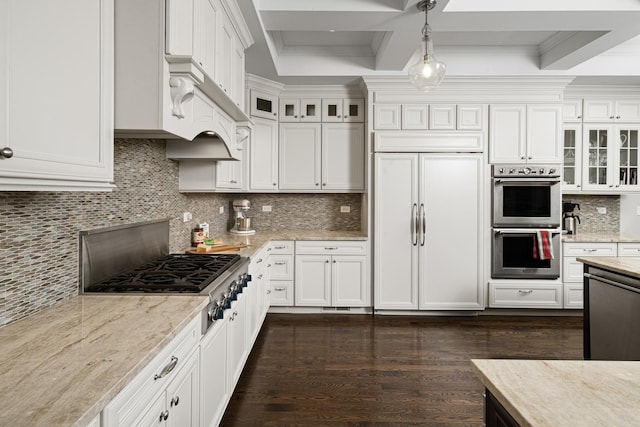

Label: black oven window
[503,186,551,217]
[503,235,551,268]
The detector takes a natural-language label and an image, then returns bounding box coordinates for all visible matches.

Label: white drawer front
[269,240,294,255]
[617,243,640,257]
[295,240,367,255]
[489,283,562,308]
[270,281,294,306]
[563,242,617,257]
[564,283,583,309]
[270,255,294,280]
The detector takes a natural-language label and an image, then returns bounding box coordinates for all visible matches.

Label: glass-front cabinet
[562,124,582,191]
[581,125,640,192]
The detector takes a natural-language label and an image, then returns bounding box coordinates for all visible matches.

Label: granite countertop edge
[562,232,640,243]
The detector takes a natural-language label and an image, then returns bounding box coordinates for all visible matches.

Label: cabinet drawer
[564,283,583,309]
[270,255,294,280]
[489,283,562,308]
[617,243,640,256]
[269,240,294,255]
[295,240,367,255]
[562,257,585,283]
[562,242,617,256]
[270,281,294,306]
[103,315,200,426]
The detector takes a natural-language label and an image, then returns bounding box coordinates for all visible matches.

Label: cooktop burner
[85,253,242,293]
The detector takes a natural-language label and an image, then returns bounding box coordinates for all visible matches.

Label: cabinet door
[374,153,419,310]
[321,123,365,191]
[562,124,583,191]
[193,0,219,79]
[216,158,243,190]
[299,99,321,122]
[279,123,321,190]
[227,295,247,390]
[457,104,484,130]
[419,153,483,310]
[231,36,245,108]
[402,104,428,130]
[489,105,526,163]
[215,9,234,97]
[250,90,278,120]
[582,125,615,191]
[166,350,199,427]
[0,0,114,191]
[616,126,640,191]
[295,255,331,306]
[165,0,194,57]
[332,255,368,306]
[563,99,583,122]
[249,118,279,190]
[583,99,615,122]
[279,98,300,122]
[374,104,401,130]
[526,104,562,163]
[429,104,456,130]
[133,391,167,427]
[615,100,640,122]
[200,319,228,427]
[322,98,343,122]
[343,99,365,122]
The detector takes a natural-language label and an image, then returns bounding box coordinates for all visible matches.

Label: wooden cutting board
[186,244,247,254]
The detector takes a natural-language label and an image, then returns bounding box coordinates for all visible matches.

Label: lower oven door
[492,228,560,279]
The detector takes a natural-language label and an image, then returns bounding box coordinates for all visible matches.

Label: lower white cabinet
[489,281,563,308]
[267,241,294,306]
[227,289,248,391]
[102,316,200,427]
[294,241,369,307]
[562,242,617,309]
[200,317,228,427]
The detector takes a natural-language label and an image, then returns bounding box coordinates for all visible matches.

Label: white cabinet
[618,242,640,256]
[489,104,562,164]
[374,153,484,311]
[279,123,365,191]
[403,105,429,130]
[562,242,617,309]
[279,98,322,122]
[227,288,247,390]
[294,241,369,307]
[266,241,294,307]
[562,123,583,191]
[0,0,114,191]
[322,98,365,122]
[200,318,228,427]
[489,282,563,309]
[429,105,456,130]
[249,117,279,191]
[250,89,279,121]
[581,124,640,192]
[563,99,583,122]
[374,104,402,130]
[583,99,640,123]
[373,104,484,131]
[103,316,201,427]
[215,7,235,99]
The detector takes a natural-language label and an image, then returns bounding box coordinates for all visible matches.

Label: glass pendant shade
[409,1,446,91]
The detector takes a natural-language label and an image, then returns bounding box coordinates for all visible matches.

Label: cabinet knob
[171,396,180,407]
[301,115,305,118]
[577,115,582,119]
[610,116,615,119]
[315,183,319,186]
[520,156,525,160]
[294,115,298,118]
[159,410,169,421]
[273,183,277,186]
[273,113,277,116]
[528,157,532,160]
[0,147,13,158]
[617,116,621,119]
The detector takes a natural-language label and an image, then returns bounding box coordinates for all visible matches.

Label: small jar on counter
[192,226,205,247]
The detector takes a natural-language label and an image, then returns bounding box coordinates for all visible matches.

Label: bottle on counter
[192,226,205,247]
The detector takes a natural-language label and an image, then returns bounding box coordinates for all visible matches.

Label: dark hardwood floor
[220,314,583,426]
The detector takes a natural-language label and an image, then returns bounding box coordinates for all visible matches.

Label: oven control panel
[492,165,560,178]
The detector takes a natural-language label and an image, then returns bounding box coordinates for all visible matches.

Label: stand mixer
[230,199,255,235]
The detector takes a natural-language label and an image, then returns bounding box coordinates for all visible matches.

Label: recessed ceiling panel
[276,31,378,47]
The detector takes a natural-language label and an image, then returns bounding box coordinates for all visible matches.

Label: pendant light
[408,0,446,91]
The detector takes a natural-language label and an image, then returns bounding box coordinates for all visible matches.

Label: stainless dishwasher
[584,266,640,360]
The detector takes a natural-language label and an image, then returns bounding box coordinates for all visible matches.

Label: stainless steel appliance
[492,165,561,228]
[230,199,255,235]
[562,201,581,235]
[492,228,560,279]
[79,219,250,334]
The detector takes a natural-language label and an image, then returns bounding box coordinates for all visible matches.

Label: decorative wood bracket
[236,127,250,150]
[169,76,195,119]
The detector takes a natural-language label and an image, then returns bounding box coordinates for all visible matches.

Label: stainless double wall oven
[491,165,561,279]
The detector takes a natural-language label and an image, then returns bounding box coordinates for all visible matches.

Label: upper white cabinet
[583,99,640,123]
[279,98,322,122]
[115,0,252,148]
[563,99,583,122]
[250,89,279,121]
[374,104,484,131]
[322,98,365,122]
[489,104,562,164]
[249,117,279,191]
[279,123,322,190]
[562,123,583,191]
[0,0,114,191]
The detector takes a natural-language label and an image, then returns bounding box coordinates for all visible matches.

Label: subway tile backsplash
[0,139,361,326]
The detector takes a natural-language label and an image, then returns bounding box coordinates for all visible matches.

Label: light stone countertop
[0,295,208,427]
[563,232,640,243]
[472,359,640,427]
[577,256,640,280]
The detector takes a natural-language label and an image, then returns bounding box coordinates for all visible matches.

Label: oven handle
[494,229,561,235]
[494,178,560,184]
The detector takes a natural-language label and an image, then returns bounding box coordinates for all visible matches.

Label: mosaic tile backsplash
[561,194,620,234]
[0,139,362,326]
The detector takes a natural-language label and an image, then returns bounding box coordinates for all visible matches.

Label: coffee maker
[562,201,581,235]
[230,199,255,235]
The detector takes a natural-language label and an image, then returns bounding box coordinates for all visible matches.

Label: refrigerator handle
[412,203,418,246]
[420,203,426,246]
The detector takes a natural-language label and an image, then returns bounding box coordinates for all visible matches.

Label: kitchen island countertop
[472,359,640,427]
[576,256,640,280]
[0,295,208,426]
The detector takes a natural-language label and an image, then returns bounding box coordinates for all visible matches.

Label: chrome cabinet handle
[273,287,286,291]
[274,246,287,249]
[171,396,180,407]
[412,203,418,246]
[159,410,169,421]
[0,147,13,158]
[154,356,178,380]
[518,289,533,294]
[324,247,338,250]
[420,203,426,246]
[274,262,286,265]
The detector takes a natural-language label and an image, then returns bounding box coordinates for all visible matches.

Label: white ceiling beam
[374,28,420,70]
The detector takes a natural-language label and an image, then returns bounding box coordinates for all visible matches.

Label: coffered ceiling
[237,0,640,86]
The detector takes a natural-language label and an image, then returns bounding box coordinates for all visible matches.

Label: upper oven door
[493,177,561,228]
